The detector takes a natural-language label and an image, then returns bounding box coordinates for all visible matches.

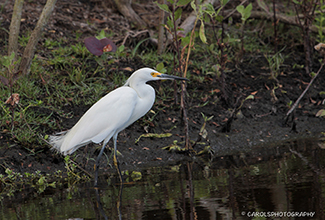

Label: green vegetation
[1,0,325,198]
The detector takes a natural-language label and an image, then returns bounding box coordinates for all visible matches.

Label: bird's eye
[151,72,159,77]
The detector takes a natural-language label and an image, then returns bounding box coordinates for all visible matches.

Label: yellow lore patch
[150,72,161,77]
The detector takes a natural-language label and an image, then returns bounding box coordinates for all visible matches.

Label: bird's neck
[130,82,155,99]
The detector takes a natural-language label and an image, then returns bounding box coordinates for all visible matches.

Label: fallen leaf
[84,37,117,56]
[121,67,133,71]
[316,109,325,117]
[310,97,316,104]
[315,43,325,56]
[212,121,220,127]
[5,93,20,106]
[222,118,228,122]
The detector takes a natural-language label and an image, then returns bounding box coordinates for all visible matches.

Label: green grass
[0,11,309,148]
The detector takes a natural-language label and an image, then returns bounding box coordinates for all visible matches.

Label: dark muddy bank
[0,0,325,180]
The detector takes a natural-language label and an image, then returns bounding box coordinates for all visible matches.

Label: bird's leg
[113,135,123,184]
[94,142,107,187]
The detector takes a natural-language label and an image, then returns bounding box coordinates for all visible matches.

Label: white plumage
[48,67,188,185]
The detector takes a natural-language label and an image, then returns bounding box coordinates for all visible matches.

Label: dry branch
[228,10,325,35]
[18,0,57,75]
[8,0,24,59]
[113,0,147,29]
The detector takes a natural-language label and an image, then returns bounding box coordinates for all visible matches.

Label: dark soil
[1,0,325,181]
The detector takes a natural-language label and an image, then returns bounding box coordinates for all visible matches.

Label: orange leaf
[212,121,220,127]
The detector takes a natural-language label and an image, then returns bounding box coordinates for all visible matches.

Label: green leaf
[155,2,171,13]
[236,3,252,21]
[156,62,167,73]
[243,3,252,20]
[166,16,174,29]
[177,0,192,6]
[199,22,207,44]
[117,45,125,53]
[292,0,302,5]
[220,0,230,6]
[175,7,182,21]
[203,3,215,16]
[256,0,269,12]
[245,94,255,100]
[236,5,244,15]
[130,171,142,181]
[96,29,106,39]
[190,1,196,12]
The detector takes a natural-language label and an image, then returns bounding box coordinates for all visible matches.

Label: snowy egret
[49,67,188,186]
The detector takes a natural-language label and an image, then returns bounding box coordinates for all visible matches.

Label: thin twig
[69,159,94,178]
[286,59,325,118]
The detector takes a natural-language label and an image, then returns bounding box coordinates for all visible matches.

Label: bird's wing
[60,87,138,152]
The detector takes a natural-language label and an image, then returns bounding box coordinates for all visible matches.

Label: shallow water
[1,138,325,220]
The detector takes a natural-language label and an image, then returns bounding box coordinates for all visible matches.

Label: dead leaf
[5,93,20,106]
[121,67,133,72]
[310,97,316,104]
[316,109,325,117]
[209,89,220,93]
[251,91,258,95]
[212,121,220,127]
[315,43,325,56]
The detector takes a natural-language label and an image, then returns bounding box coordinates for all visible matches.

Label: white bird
[48,67,188,185]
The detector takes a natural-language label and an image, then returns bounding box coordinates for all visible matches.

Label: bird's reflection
[94,179,123,220]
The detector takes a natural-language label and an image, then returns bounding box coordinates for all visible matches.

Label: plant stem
[273,0,278,53]
[286,59,325,118]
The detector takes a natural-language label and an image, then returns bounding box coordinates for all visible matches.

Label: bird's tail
[48,130,69,155]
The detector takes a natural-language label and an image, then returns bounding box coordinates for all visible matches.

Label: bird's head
[124,67,189,86]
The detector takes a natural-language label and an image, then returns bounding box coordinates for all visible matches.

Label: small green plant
[314,0,325,42]
[199,112,214,140]
[155,0,215,149]
[155,62,167,73]
[236,3,253,54]
[264,48,286,83]
[69,66,86,85]
[64,155,78,178]
[0,52,22,130]
[0,168,56,199]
